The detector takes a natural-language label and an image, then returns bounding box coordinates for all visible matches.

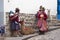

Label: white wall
[4,0,57,24]
[4,0,57,15]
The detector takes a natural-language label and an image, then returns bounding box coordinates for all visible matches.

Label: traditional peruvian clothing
[9,12,20,31]
[37,10,48,34]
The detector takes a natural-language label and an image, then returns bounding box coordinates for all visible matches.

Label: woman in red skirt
[37,7,48,34]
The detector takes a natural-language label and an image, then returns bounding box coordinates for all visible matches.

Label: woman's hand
[14,14,18,17]
[14,15,18,17]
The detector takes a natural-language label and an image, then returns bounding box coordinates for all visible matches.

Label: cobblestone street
[28,27,60,40]
[0,26,59,40]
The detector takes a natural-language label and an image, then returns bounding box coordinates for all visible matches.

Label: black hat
[15,8,20,12]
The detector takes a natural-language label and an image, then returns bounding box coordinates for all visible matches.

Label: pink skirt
[37,19,48,31]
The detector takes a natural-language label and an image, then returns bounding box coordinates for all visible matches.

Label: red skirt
[37,19,48,31]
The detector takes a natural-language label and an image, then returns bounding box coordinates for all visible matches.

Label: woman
[9,11,15,36]
[9,8,23,37]
[37,7,48,34]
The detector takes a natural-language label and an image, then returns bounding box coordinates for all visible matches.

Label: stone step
[0,37,4,40]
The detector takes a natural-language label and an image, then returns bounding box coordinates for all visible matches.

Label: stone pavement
[4,33,38,40]
[28,27,60,40]
[0,37,5,40]
[1,26,60,40]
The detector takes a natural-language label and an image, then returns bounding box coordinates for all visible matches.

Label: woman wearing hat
[9,8,23,37]
[37,7,48,34]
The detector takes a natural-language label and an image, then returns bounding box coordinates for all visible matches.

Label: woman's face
[15,8,20,13]
[40,10,43,13]
[15,13,18,14]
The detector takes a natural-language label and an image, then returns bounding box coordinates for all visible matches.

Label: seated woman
[37,7,48,34]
